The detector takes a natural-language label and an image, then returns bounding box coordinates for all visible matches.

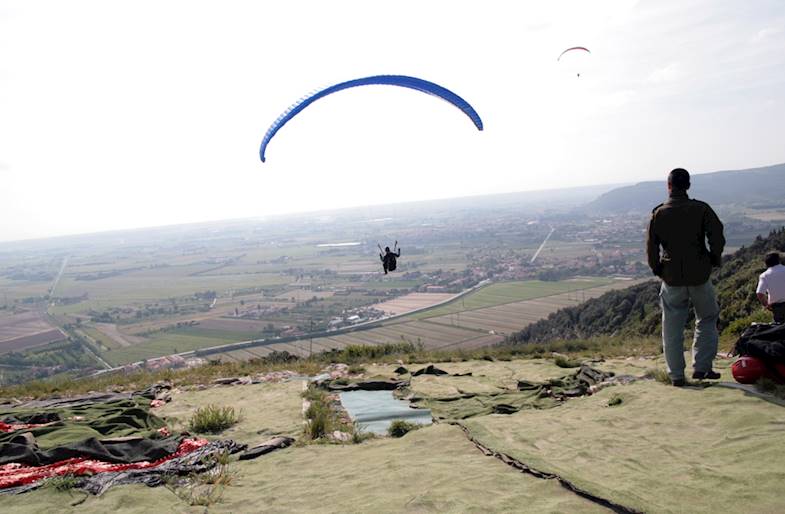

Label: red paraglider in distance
[558,47,591,77]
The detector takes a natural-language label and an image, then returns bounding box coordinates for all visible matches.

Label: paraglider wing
[259,75,483,162]
[557,46,591,61]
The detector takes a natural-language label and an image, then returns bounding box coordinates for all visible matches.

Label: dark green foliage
[264,350,298,364]
[325,341,422,363]
[45,474,80,492]
[723,310,772,336]
[607,394,623,407]
[302,386,352,441]
[510,281,661,343]
[305,401,330,440]
[510,228,785,345]
[387,420,421,438]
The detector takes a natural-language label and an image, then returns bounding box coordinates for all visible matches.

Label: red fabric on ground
[0,438,208,489]
[0,422,50,433]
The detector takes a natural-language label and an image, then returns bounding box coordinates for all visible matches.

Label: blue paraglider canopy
[259,75,483,162]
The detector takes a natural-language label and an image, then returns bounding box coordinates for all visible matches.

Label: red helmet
[732,356,768,384]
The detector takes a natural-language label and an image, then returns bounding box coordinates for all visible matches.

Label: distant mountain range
[586,162,785,214]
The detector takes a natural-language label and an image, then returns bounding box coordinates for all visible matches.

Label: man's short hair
[765,252,781,268]
[668,168,691,190]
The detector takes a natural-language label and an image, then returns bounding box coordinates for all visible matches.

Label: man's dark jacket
[646,190,725,286]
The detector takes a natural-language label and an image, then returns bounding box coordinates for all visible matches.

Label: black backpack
[733,323,785,363]
[384,253,397,271]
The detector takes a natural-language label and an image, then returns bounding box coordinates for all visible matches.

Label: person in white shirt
[756,252,785,323]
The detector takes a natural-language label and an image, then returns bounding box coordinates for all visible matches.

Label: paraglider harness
[732,323,785,382]
[379,242,401,274]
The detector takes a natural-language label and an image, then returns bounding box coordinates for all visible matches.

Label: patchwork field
[0,311,65,354]
[0,311,52,340]
[427,280,641,334]
[373,292,456,315]
[0,329,66,354]
[274,289,335,301]
[208,278,638,362]
[406,277,614,320]
[100,329,248,366]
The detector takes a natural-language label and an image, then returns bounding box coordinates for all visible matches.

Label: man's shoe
[672,378,686,387]
[692,370,721,380]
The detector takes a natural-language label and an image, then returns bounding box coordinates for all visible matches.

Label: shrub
[348,364,366,374]
[351,423,376,444]
[188,405,240,434]
[723,310,771,336]
[388,420,421,438]
[554,355,581,368]
[332,342,420,363]
[305,402,330,440]
[647,368,673,385]
[45,474,80,492]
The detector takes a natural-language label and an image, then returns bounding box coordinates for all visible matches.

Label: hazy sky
[1,0,784,242]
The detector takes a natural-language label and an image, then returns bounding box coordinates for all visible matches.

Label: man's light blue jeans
[660,280,719,380]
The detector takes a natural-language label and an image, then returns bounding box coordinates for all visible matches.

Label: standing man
[756,252,785,323]
[647,168,725,386]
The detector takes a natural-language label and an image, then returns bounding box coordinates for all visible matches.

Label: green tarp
[409,365,615,420]
[1,397,172,466]
[463,382,785,514]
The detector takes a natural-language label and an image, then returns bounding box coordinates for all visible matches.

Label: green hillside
[510,228,785,344]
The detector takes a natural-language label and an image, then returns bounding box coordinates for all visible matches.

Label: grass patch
[188,405,240,434]
[647,368,673,385]
[302,386,353,441]
[388,420,421,438]
[607,393,624,407]
[44,474,80,492]
[305,401,330,440]
[330,341,423,363]
[351,423,376,444]
[1,334,668,401]
[166,452,236,507]
[553,355,581,368]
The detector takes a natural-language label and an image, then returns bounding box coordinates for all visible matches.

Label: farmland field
[0,310,65,354]
[373,292,456,315]
[0,329,66,354]
[100,328,247,366]
[207,278,637,362]
[427,280,640,334]
[0,310,53,340]
[406,278,613,320]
